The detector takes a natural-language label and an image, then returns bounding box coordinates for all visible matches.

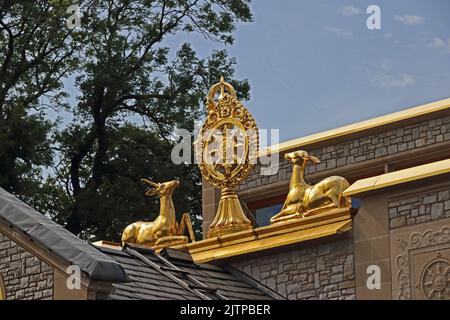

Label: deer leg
[121,223,137,246]
[326,191,340,207]
[341,195,351,207]
[180,213,196,243]
[302,188,337,217]
[179,214,186,236]
[303,203,336,217]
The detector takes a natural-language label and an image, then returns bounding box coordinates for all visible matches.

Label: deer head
[141,179,180,197]
[285,150,320,165]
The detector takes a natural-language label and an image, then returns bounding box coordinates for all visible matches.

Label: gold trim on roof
[343,158,450,197]
[176,207,353,263]
[259,98,450,157]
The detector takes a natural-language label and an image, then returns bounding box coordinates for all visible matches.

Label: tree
[0,0,81,199]
[37,0,253,241]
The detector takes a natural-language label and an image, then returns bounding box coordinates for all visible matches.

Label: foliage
[1,0,253,241]
[0,0,81,197]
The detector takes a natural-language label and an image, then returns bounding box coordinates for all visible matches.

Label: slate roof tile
[97,245,284,300]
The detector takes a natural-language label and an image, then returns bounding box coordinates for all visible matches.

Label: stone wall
[0,231,53,300]
[388,187,450,229]
[239,116,450,192]
[354,180,450,299]
[232,236,355,300]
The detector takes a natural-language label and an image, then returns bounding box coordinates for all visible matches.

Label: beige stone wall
[201,178,221,237]
[387,181,450,300]
[354,179,450,300]
[353,194,392,299]
[0,231,53,300]
[232,235,355,300]
[239,115,450,193]
[388,187,450,229]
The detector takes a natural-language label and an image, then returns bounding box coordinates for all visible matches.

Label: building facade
[199,97,450,300]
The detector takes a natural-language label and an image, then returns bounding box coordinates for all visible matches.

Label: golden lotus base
[208,223,252,238]
[207,187,252,238]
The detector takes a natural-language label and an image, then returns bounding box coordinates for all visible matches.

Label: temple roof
[260,97,450,156]
[0,187,282,300]
[0,187,128,283]
[95,244,284,300]
[343,158,450,197]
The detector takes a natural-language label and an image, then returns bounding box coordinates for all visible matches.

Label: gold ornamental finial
[206,76,237,111]
[197,77,259,238]
[219,76,225,100]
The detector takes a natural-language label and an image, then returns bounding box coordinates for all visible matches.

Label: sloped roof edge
[0,187,128,283]
[259,97,450,157]
[343,158,450,197]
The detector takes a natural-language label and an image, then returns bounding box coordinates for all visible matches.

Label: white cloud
[394,14,424,26]
[371,73,416,88]
[323,26,353,37]
[429,37,450,53]
[339,5,362,16]
[430,37,446,48]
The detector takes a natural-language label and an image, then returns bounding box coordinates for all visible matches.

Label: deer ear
[309,155,321,164]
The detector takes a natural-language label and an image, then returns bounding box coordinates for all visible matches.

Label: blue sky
[63,0,450,144]
[167,0,450,143]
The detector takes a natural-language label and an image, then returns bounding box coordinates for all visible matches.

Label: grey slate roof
[0,187,128,283]
[0,187,284,300]
[97,245,284,300]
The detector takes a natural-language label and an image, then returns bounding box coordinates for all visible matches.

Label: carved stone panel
[390,218,450,300]
[413,249,450,300]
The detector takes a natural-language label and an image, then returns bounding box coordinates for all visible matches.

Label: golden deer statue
[121,179,195,247]
[270,150,351,223]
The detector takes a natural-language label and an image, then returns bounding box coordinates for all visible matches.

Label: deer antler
[141,178,160,196]
[141,178,158,187]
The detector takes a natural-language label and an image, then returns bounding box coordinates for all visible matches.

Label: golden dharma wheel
[197,77,258,190]
[196,77,259,238]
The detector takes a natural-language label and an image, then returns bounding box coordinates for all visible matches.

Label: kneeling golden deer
[271,150,351,223]
[121,179,195,247]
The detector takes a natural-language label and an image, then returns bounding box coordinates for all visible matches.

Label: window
[0,275,5,300]
[254,203,283,227]
[247,194,285,227]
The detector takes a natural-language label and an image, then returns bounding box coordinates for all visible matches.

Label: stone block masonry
[0,232,53,300]
[388,187,450,229]
[239,116,450,192]
[232,236,355,300]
